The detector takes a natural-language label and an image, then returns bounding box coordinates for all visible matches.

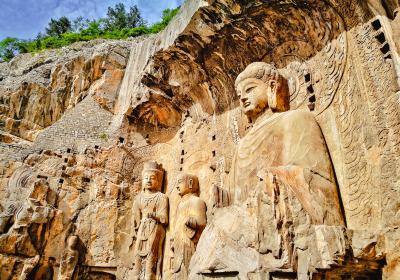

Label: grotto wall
[2,0,400,279]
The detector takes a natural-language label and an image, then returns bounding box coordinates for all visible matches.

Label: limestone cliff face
[0,39,132,143]
[2,0,400,279]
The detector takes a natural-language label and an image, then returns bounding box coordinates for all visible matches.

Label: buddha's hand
[185,216,197,228]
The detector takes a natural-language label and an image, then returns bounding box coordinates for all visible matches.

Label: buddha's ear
[267,80,278,110]
[189,179,193,189]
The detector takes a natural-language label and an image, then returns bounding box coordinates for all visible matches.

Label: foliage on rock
[0,4,180,61]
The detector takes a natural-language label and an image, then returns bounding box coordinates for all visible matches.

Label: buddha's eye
[246,86,255,93]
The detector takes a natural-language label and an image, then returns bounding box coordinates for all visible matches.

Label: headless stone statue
[0,180,56,256]
[171,173,206,280]
[58,235,79,280]
[131,161,168,280]
[19,255,40,280]
[0,179,54,235]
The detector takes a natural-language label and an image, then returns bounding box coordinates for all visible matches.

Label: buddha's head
[142,161,164,193]
[176,173,199,197]
[235,62,289,121]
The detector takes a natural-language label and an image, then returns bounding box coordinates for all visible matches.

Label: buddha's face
[176,175,191,197]
[142,170,160,192]
[237,78,275,118]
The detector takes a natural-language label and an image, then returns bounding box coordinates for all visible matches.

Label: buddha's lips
[243,101,251,108]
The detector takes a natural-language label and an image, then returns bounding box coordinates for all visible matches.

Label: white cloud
[0,0,184,40]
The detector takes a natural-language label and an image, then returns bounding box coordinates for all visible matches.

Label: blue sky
[0,0,184,41]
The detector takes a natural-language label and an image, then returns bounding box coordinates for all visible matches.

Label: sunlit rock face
[2,0,400,279]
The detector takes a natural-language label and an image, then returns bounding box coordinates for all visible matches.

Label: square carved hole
[212,135,216,141]
[67,148,71,153]
[380,43,390,54]
[375,32,386,44]
[307,85,314,94]
[64,158,68,163]
[372,19,382,30]
[212,151,216,157]
[59,179,64,184]
[82,177,90,183]
[119,137,124,143]
[305,73,311,83]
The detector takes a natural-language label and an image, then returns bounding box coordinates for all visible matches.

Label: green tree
[80,20,104,37]
[45,17,72,37]
[103,3,146,31]
[72,17,85,32]
[126,5,147,28]
[0,37,19,61]
[34,32,44,49]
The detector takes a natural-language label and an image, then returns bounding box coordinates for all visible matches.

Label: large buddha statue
[131,161,168,280]
[225,62,345,267]
[229,62,344,223]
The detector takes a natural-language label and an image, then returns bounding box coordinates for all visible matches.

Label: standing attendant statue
[132,161,168,280]
[19,255,40,280]
[171,173,206,280]
[58,235,79,280]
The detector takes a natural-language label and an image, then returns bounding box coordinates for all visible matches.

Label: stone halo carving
[260,6,347,116]
[121,143,179,195]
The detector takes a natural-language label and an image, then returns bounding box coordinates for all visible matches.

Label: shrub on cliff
[0,5,180,61]
[45,17,72,37]
[103,3,147,31]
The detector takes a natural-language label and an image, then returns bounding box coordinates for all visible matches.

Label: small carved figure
[58,235,79,280]
[131,161,168,280]
[0,179,54,235]
[171,173,206,280]
[0,180,57,256]
[19,255,40,280]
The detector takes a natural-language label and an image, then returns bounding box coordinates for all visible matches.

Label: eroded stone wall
[2,0,400,279]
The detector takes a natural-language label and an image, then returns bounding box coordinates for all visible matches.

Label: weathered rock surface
[0,39,132,143]
[2,0,400,279]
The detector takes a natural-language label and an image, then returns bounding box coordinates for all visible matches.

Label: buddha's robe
[228,110,345,227]
[172,195,206,280]
[132,192,168,280]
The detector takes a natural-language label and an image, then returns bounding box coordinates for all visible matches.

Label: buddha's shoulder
[282,109,316,121]
[189,195,206,205]
[278,110,317,127]
[274,110,318,133]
